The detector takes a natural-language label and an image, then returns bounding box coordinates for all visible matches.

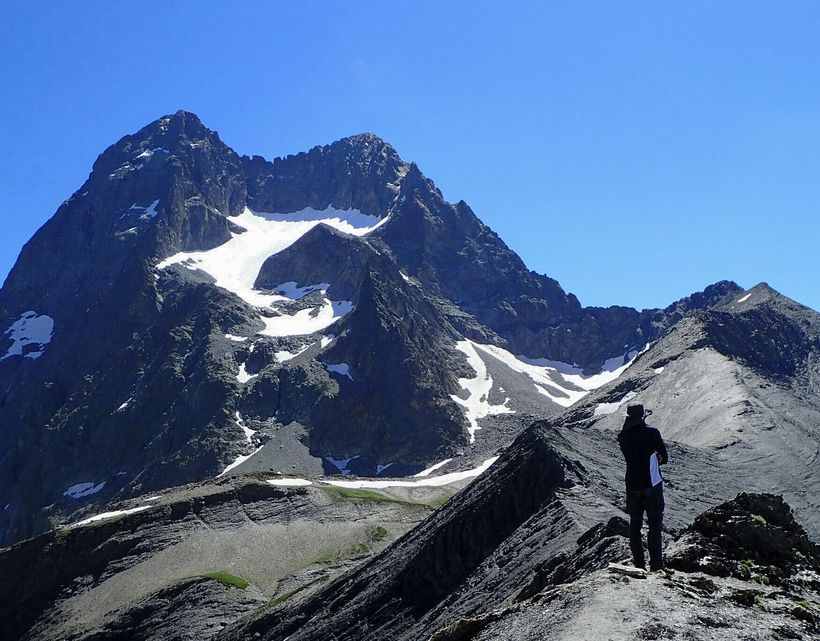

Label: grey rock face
[307,256,469,467]
[243,132,408,217]
[77,578,268,641]
[373,165,743,371]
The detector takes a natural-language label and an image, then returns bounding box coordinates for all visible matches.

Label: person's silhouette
[617,404,669,571]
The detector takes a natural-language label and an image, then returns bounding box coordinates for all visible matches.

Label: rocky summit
[0,112,818,641]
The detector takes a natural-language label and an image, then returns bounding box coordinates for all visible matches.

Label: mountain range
[0,111,818,641]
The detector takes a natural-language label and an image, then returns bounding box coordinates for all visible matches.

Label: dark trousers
[626,482,664,570]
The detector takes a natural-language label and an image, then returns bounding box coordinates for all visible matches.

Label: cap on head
[626,404,645,419]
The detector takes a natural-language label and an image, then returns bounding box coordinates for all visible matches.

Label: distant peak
[137,109,212,143]
[87,110,232,184]
[325,132,402,159]
[339,132,388,145]
[170,109,203,122]
[729,282,814,313]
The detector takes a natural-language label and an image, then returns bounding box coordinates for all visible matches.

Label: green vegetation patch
[347,542,370,557]
[752,573,771,586]
[320,487,395,503]
[370,526,388,542]
[313,549,343,565]
[430,495,451,507]
[312,540,373,565]
[269,576,330,608]
[270,586,302,607]
[200,571,250,589]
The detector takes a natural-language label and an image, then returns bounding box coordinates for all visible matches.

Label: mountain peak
[243,132,409,217]
[318,132,405,167]
[87,110,230,184]
[336,131,390,146]
[719,282,819,317]
[130,109,220,150]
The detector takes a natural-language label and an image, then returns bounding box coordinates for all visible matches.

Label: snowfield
[1,311,54,361]
[477,342,645,404]
[157,206,387,338]
[259,299,353,337]
[451,341,515,443]
[264,457,499,490]
[324,362,353,380]
[236,362,257,383]
[129,199,160,220]
[450,340,646,440]
[322,456,500,489]
[267,478,313,487]
[414,458,454,477]
[593,391,637,416]
[70,505,153,527]
[156,206,386,308]
[325,456,360,476]
[216,412,262,478]
[63,482,106,499]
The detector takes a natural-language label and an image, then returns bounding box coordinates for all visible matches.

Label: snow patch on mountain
[267,478,313,487]
[260,299,353,337]
[237,362,257,383]
[156,207,387,337]
[737,293,752,303]
[217,447,263,478]
[63,482,106,499]
[414,458,453,477]
[472,342,645,408]
[216,412,261,478]
[275,346,308,362]
[322,456,499,488]
[593,391,637,416]
[516,345,646,391]
[1,311,54,361]
[326,456,360,476]
[262,457,497,490]
[451,341,516,443]
[275,281,331,299]
[71,505,153,527]
[134,147,169,161]
[156,206,385,310]
[324,362,353,380]
[235,411,255,444]
[129,199,160,220]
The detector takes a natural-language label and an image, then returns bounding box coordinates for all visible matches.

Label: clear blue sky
[1,2,818,311]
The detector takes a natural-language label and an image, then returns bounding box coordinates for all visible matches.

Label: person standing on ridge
[617,404,669,572]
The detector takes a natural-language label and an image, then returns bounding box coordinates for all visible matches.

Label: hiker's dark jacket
[617,416,669,491]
